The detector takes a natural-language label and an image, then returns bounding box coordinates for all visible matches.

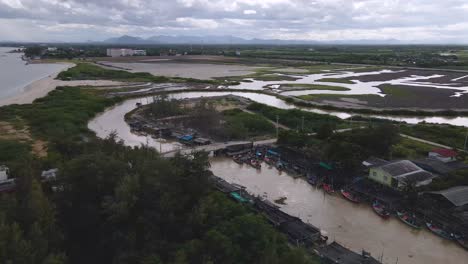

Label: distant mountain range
[101,35,401,45]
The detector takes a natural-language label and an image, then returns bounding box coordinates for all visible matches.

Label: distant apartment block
[106,48,146,57]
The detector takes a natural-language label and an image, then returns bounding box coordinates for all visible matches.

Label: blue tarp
[180,135,193,141]
[267,150,279,156]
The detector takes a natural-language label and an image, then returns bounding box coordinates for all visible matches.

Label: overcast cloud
[0,0,467,43]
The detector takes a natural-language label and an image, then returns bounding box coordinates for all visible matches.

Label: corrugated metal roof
[378,160,421,177]
[428,186,468,207]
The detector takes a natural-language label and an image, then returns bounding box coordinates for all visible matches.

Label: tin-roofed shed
[426,186,468,208]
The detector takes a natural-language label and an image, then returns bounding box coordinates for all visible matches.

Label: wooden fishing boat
[340,189,360,203]
[397,211,422,229]
[455,236,468,250]
[322,183,335,194]
[307,174,318,186]
[426,222,454,240]
[233,156,244,164]
[248,159,261,170]
[372,200,390,218]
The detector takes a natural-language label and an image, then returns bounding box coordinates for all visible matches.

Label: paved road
[399,133,461,150]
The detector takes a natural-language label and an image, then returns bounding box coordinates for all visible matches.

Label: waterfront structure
[369,160,434,189]
[428,148,458,163]
[413,158,468,176]
[106,48,146,57]
[425,186,468,208]
[317,242,381,264]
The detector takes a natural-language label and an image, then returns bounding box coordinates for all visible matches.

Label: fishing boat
[249,159,261,170]
[397,211,422,229]
[455,235,468,250]
[372,200,390,218]
[426,222,454,240]
[233,155,244,165]
[322,183,335,194]
[340,189,360,203]
[306,173,318,186]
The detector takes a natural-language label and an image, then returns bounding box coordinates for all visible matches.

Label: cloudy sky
[1,0,468,43]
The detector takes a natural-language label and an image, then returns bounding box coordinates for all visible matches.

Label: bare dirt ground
[97,61,263,80]
[0,121,47,157]
[93,55,241,64]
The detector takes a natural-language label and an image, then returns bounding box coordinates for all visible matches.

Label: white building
[106,48,135,57]
[133,50,147,56]
[0,165,9,182]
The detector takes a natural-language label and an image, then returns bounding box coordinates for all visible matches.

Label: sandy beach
[0,63,127,107]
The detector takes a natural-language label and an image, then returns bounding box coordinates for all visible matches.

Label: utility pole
[159,130,163,153]
[464,130,468,151]
[276,115,279,139]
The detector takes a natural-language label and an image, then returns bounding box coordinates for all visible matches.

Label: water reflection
[210,157,468,264]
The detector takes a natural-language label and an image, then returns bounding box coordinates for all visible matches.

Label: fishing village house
[368,160,434,190]
[428,148,458,163]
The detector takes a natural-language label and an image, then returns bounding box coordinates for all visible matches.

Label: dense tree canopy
[0,136,317,264]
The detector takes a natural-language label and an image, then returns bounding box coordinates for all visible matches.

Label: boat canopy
[230,192,249,203]
[267,150,279,156]
[179,135,193,141]
[320,162,333,170]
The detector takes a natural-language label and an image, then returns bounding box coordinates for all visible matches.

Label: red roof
[431,148,458,158]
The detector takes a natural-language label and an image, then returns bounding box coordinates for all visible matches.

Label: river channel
[89,91,468,153]
[210,157,468,264]
[88,92,468,264]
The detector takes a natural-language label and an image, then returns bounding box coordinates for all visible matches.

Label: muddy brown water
[209,157,468,264]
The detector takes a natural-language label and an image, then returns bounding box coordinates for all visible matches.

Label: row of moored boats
[306,179,468,251]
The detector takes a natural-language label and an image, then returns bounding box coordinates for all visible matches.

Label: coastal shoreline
[0,63,126,107]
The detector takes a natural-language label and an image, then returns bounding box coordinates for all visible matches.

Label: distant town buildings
[106,48,147,57]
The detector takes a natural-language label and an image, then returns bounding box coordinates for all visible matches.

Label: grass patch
[297,94,379,102]
[0,139,31,162]
[0,87,121,141]
[316,78,355,84]
[392,138,434,159]
[279,83,350,91]
[400,124,468,150]
[246,102,349,133]
[379,84,414,98]
[223,109,276,139]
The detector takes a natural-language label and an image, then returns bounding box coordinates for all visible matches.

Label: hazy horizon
[1,0,468,44]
